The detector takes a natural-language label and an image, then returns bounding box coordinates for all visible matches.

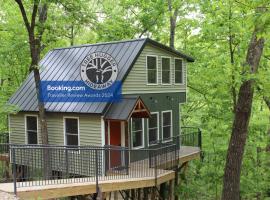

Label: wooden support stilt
[160,182,167,199]
[150,187,155,200]
[131,189,135,199]
[174,166,179,200]
[143,187,147,200]
[113,191,118,200]
[169,180,174,200]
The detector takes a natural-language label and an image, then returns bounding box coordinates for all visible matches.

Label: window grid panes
[26,116,38,144]
[175,59,183,84]
[132,118,144,148]
[162,111,172,141]
[147,56,157,84]
[162,58,171,84]
[148,113,159,145]
[65,118,79,146]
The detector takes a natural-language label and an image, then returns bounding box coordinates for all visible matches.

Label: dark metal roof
[104,96,151,120]
[104,97,138,120]
[8,38,194,114]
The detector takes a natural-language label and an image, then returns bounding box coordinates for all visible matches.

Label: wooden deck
[0,146,200,199]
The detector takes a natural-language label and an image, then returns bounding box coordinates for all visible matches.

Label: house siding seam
[122,44,187,94]
[9,112,102,147]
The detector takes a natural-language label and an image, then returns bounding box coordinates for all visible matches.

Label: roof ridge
[53,38,147,50]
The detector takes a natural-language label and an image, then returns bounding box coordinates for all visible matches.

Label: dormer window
[146,56,157,84]
[161,57,171,84]
[175,59,183,84]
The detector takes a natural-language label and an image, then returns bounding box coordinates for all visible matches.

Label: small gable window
[64,118,79,146]
[26,116,38,144]
[146,56,157,84]
[175,59,183,84]
[131,118,144,149]
[161,57,171,84]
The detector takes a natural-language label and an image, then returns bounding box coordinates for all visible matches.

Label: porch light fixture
[149,97,158,104]
[166,96,174,101]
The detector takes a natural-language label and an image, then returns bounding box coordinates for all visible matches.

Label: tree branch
[30,0,39,32]
[187,84,209,102]
[14,0,31,33]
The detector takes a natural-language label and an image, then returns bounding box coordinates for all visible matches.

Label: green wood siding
[128,92,185,150]
[9,112,102,146]
[122,44,187,94]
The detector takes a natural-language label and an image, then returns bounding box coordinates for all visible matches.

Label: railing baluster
[95,149,98,193]
[12,147,17,195]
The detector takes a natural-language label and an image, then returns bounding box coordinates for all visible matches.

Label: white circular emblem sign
[80,52,118,90]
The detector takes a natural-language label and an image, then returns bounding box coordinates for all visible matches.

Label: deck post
[65,148,69,178]
[154,153,157,186]
[12,148,17,195]
[198,128,202,149]
[95,149,99,193]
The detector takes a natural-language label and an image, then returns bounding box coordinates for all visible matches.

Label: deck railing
[0,129,202,195]
[148,127,202,149]
[181,126,202,148]
[6,144,179,194]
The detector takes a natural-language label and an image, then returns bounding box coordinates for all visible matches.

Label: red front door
[110,121,121,147]
[109,121,122,168]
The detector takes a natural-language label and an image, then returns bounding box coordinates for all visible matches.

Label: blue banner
[40,81,122,102]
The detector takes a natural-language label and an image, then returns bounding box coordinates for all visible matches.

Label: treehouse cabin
[0,38,201,199]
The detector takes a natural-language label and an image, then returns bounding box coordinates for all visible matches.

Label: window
[64,118,79,146]
[175,59,183,84]
[26,116,38,144]
[161,57,171,84]
[147,56,157,84]
[131,118,144,148]
[162,111,172,141]
[148,113,159,145]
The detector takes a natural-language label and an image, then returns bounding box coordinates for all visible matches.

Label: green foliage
[0,0,269,199]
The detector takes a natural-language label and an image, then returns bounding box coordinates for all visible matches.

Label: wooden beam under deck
[0,171,175,200]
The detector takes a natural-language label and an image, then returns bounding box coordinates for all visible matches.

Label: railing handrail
[7,143,177,152]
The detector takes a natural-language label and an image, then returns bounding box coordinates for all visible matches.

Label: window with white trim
[148,113,159,145]
[65,118,79,146]
[175,59,183,84]
[147,56,157,84]
[26,116,38,144]
[161,57,171,84]
[131,118,144,148]
[162,111,172,141]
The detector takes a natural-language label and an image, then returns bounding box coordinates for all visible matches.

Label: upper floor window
[148,112,159,145]
[25,116,38,144]
[131,118,144,149]
[147,56,157,84]
[175,59,183,84]
[64,118,79,146]
[162,111,172,141]
[161,57,171,84]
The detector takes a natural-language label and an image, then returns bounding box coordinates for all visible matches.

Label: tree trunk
[221,26,265,200]
[228,4,237,113]
[15,0,49,145]
[168,0,178,49]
